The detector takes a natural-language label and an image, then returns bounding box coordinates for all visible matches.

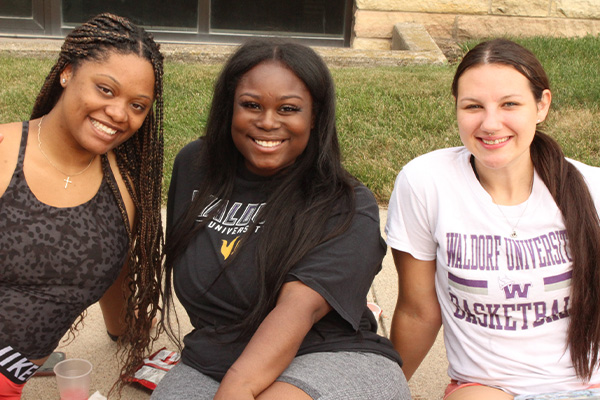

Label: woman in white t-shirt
[386,38,600,399]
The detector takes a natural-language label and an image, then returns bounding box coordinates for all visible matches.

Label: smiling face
[57,51,155,155]
[231,61,313,176]
[456,63,551,174]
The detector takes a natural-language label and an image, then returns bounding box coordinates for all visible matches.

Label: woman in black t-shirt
[155,39,411,400]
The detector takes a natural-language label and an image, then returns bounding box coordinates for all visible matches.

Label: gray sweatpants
[151,351,411,399]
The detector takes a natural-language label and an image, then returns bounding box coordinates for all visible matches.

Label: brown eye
[280,105,301,113]
[98,85,113,96]
[241,101,260,110]
[132,103,147,112]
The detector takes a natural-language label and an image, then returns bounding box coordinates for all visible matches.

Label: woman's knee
[277,352,411,400]
[445,385,513,400]
[151,362,219,399]
[257,381,313,400]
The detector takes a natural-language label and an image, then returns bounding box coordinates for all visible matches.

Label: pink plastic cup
[54,358,92,400]
[367,301,382,319]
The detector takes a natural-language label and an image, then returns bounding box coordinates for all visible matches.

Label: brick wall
[353,0,600,49]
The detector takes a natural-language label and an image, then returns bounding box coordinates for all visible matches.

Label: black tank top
[0,121,129,359]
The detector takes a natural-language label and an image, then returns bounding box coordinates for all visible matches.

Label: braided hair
[31,13,165,388]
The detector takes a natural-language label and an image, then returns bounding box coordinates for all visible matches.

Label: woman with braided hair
[0,13,164,398]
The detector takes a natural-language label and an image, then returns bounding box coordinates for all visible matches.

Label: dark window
[0,0,351,47]
[0,0,32,18]
[211,0,346,36]
[62,0,199,30]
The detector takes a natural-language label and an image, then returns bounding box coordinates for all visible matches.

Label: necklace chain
[494,187,532,239]
[37,116,96,189]
[470,155,533,239]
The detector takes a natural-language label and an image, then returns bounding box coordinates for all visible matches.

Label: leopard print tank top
[0,121,129,359]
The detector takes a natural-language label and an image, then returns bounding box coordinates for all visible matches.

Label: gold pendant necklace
[37,116,96,189]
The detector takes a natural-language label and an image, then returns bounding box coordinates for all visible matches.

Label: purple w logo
[503,283,532,299]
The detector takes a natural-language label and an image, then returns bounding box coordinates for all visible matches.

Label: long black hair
[453,38,600,381]
[163,39,357,341]
[31,13,165,387]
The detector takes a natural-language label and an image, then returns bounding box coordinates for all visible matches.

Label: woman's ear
[60,64,73,87]
[536,89,552,123]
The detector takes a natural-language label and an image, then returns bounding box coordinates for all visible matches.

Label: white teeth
[254,139,282,148]
[482,137,509,145]
[91,119,117,136]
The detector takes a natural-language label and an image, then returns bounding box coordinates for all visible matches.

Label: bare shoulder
[0,122,25,195]
[0,121,23,132]
[0,121,24,155]
[106,150,136,229]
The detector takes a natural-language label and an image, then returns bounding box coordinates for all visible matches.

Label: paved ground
[22,208,449,400]
[0,36,450,67]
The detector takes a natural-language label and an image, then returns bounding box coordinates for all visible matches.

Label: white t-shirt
[385,146,600,395]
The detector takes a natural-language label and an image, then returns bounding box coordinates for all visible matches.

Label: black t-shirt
[167,139,401,381]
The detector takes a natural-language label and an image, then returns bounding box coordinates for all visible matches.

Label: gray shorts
[150,351,411,400]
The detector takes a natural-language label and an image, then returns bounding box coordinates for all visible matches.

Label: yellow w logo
[221,237,241,260]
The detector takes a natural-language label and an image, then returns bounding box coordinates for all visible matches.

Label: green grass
[332,65,459,198]
[1,35,599,204]
[161,62,220,190]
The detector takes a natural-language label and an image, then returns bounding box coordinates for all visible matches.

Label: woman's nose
[105,102,128,123]
[480,110,502,134]
[256,110,280,130]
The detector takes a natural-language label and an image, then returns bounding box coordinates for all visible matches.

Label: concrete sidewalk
[22,208,449,400]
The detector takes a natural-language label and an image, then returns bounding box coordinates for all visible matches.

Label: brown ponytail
[531,131,600,380]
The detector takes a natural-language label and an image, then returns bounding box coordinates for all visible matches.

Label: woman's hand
[214,281,331,399]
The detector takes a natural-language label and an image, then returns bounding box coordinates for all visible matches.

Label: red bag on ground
[131,348,180,390]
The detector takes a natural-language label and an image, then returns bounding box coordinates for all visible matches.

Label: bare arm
[390,249,441,381]
[98,259,130,337]
[214,280,332,400]
[99,151,137,337]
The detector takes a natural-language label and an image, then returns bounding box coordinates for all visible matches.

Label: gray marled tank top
[0,121,129,359]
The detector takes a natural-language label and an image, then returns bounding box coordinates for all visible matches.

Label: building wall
[353,0,600,49]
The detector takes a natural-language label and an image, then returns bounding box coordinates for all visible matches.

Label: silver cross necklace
[37,116,96,189]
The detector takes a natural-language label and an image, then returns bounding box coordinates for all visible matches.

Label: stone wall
[353,0,600,49]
